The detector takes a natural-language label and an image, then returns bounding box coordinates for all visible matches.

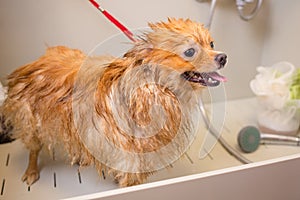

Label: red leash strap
[89,0,137,42]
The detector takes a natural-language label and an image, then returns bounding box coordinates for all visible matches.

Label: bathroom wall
[261,0,300,66]
[0,0,286,100]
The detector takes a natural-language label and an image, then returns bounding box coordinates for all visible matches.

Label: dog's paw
[22,169,40,186]
[113,173,147,187]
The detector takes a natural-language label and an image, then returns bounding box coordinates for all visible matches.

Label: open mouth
[181,71,227,87]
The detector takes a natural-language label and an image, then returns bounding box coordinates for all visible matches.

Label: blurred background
[0,0,299,100]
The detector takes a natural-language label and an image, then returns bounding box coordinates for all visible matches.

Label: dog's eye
[210,41,214,49]
[184,48,196,57]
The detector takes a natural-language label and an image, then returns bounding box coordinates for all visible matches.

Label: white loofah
[258,107,299,134]
[250,62,300,135]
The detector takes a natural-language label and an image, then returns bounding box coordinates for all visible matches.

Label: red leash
[88,0,137,42]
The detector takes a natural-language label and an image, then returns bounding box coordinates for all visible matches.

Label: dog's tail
[0,115,14,144]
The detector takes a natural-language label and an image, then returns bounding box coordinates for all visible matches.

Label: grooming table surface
[1,98,300,199]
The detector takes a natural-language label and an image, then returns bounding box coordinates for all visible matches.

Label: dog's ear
[123,40,153,59]
[148,18,189,32]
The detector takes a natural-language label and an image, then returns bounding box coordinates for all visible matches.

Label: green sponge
[290,68,300,100]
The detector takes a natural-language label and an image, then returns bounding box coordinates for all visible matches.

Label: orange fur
[0,18,227,187]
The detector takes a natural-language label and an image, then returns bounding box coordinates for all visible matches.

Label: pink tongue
[208,72,227,82]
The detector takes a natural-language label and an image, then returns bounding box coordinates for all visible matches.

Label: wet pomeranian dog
[0,18,227,187]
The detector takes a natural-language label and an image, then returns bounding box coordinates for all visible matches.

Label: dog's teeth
[207,77,218,85]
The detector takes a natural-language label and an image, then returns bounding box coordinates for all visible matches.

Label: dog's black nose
[215,53,227,69]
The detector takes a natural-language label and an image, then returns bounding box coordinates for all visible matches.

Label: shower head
[238,126,300,153]
[238,126,261,153]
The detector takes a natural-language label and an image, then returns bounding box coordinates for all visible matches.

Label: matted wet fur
[0,18,227,187]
